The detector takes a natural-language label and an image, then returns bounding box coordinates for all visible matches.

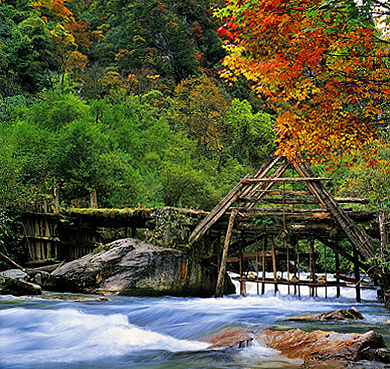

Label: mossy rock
[0,275,42,295]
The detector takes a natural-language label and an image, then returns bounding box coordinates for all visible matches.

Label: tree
[215,0,390,167]
[172,74,228,155]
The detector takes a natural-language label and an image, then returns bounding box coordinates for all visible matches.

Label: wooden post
[297,250,301,298]
[256,241,259,295]
[262,236,266,294]
[310,239,316,297]
[379,211,389,293]
[335,252,341,298]
[272,239,278,294]
[309,242,312,297]
[324,243,327,299]
[239,240,244,297]
[215,209,237,297]
[90,189,98,209]
[354,247,361,303]
[287,245,290,295]
[53,187,60,214]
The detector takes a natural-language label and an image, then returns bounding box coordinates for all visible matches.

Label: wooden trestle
[190,154,380,302]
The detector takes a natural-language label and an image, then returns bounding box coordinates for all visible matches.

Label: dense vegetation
[0,0,389,271]
[0,0,275,211]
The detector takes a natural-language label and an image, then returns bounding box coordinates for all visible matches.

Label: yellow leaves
[115,49,134,62]
[28,2,42,7]
[146,74,160,80]
[127,74,138,83]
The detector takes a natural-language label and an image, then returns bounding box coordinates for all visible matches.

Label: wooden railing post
[53,187,60,214]
[90,189,98,209]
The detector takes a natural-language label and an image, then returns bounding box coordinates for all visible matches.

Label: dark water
[0,278,389,369]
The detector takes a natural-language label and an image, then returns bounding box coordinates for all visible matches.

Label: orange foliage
[215,0,389,166]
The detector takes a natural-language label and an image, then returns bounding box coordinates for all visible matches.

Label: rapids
[0,275,389,369]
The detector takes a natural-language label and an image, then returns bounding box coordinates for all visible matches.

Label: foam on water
[0,307,209,364]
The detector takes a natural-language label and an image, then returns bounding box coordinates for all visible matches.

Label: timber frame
[189,154,382,301]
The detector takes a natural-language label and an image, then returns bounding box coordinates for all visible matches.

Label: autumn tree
[172,74,228,155]
[216,0,390,167]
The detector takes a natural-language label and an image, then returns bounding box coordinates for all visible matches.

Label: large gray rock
[46,238,235,297]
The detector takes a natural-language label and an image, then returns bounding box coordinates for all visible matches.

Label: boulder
[285,307,364,321]
[45,238,235,297]
[0,269,29,281]
[256,328,387,366]
[0,275,42,295]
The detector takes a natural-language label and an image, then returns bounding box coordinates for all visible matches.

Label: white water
[0,277,389,369]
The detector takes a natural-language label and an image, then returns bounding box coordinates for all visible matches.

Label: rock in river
[0,275,42,295]
[257,328,388,367]
[285,307,364,321]
[45,238,235,297]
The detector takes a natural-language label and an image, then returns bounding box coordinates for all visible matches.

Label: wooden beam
[253,190,311,195]
[241,177,332,183]
[237,212,332,220]
[215,209,237,297]
[354,247,361,303]
[295,161,377,262]
[239,197,368,205]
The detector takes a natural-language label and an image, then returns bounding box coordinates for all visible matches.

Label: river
[1,275,389,369]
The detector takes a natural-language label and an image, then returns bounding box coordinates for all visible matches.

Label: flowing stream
[1,275,389,369]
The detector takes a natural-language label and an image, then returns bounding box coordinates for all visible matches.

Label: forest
[0,0,389,263]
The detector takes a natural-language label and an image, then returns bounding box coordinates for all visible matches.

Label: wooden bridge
[14,155,388,303]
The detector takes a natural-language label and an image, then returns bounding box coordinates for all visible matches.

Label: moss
[67,208,152,218]
[92,244,111,254]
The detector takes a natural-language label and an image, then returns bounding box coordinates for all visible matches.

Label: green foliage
[334,133,390,213]
[0,210,25,263]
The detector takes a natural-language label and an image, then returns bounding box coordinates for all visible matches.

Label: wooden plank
[189,155,281,243]
[241,177,332,183]
[215,209,237,297]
